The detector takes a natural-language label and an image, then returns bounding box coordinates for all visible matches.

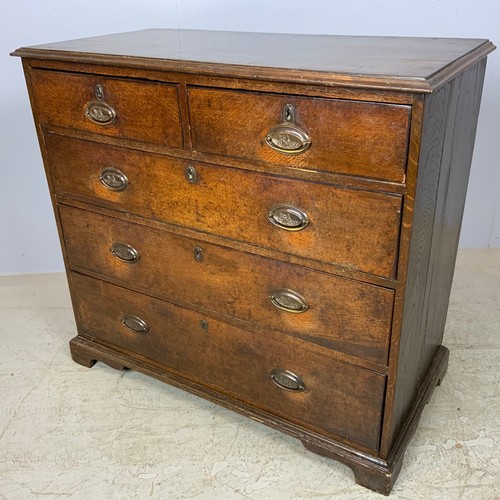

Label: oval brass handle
[85,100,116,125]
[100,167,129,191]
[265,103,311,155]
[268,205,309,231]
[270,288,309,313]
[270,369,306,392]
[85,84,116,125]
[110,242,140,263]
[121,314,149,334]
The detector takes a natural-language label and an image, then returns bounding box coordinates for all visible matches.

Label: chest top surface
[12,29,494,92]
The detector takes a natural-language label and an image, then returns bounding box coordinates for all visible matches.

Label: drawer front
[188,87,410,182]
[71,272,386,451]
[30,70,182,147]
[48,135,402,278]
[60,205,394,365]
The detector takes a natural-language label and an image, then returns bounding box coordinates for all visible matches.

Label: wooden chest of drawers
[13,30,494,494]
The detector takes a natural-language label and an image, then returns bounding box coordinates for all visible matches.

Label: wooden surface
[59,204,394,366]
[12,29,495,92]
[418,59,487,384]
[188,87,410,182]
[30,69,182,147]
[380,58,488,456]
[46,134,402,279]
[15,29,494,495]
[71,272,386,452]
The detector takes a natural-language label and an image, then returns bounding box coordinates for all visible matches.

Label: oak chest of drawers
[13,30,494,494]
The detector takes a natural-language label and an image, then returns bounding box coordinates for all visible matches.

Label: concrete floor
[0,249,499,499]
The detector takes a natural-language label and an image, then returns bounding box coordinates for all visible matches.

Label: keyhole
[185,165,198,184]
[194,246,203,262]
[200,319,209,332]
[95,84,104,100]
[284,104,294,122]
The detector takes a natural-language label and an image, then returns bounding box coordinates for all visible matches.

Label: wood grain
[14,29,494,495]
[71,272,386,452]
[418,60,487,382]
[44,126,407,195]
[59,204,394,365]
[56,195,399,290]
[30,69,183,147]
[24,58,416,105]
[12,30,495,92]
[188,87,410,182]
[381,58,488,455]
[378,96,425,457]
[385,81,453,453]
[47,134,402,278]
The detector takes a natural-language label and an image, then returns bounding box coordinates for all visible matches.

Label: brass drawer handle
[85,84,116,125]
[270,288,309,313]
[121,314,149,334]
[268,204,309,231]
[110,242,140,263]
[265,103,311,155]
[270,369,306,392]
[100,167,129,191]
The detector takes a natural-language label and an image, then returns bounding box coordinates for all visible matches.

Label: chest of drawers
[13,30,494,494]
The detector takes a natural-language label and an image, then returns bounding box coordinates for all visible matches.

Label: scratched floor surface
[0,249,499,499]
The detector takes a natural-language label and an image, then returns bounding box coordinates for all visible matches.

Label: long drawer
[188,87,410,182]
[47,134,402,278]
[60,205,394,365]
[30,70,183,147]
[71,272,386,451]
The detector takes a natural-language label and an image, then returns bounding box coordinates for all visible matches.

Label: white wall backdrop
[1,0,498,274]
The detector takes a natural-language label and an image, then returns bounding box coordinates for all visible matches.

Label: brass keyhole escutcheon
[194,246,203,262]
[200,319,209,332]
[95,83,105,100]
[185,165,198,184]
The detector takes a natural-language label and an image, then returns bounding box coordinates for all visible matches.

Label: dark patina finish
[12,30,494,495]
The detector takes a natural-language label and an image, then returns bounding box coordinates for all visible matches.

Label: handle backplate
[100,167,129,191]
[121,314,149,334]
[270,368,306,392]
[268,204,309,231]
[85,100,116,125]
[110,242,140,263]
[269,288,309,313]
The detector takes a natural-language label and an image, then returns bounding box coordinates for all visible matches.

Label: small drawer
[30,70,182,147]
[60,205,394,365]
[47,135,402,278]
[71,272,386,452]
[188,87,410,182]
